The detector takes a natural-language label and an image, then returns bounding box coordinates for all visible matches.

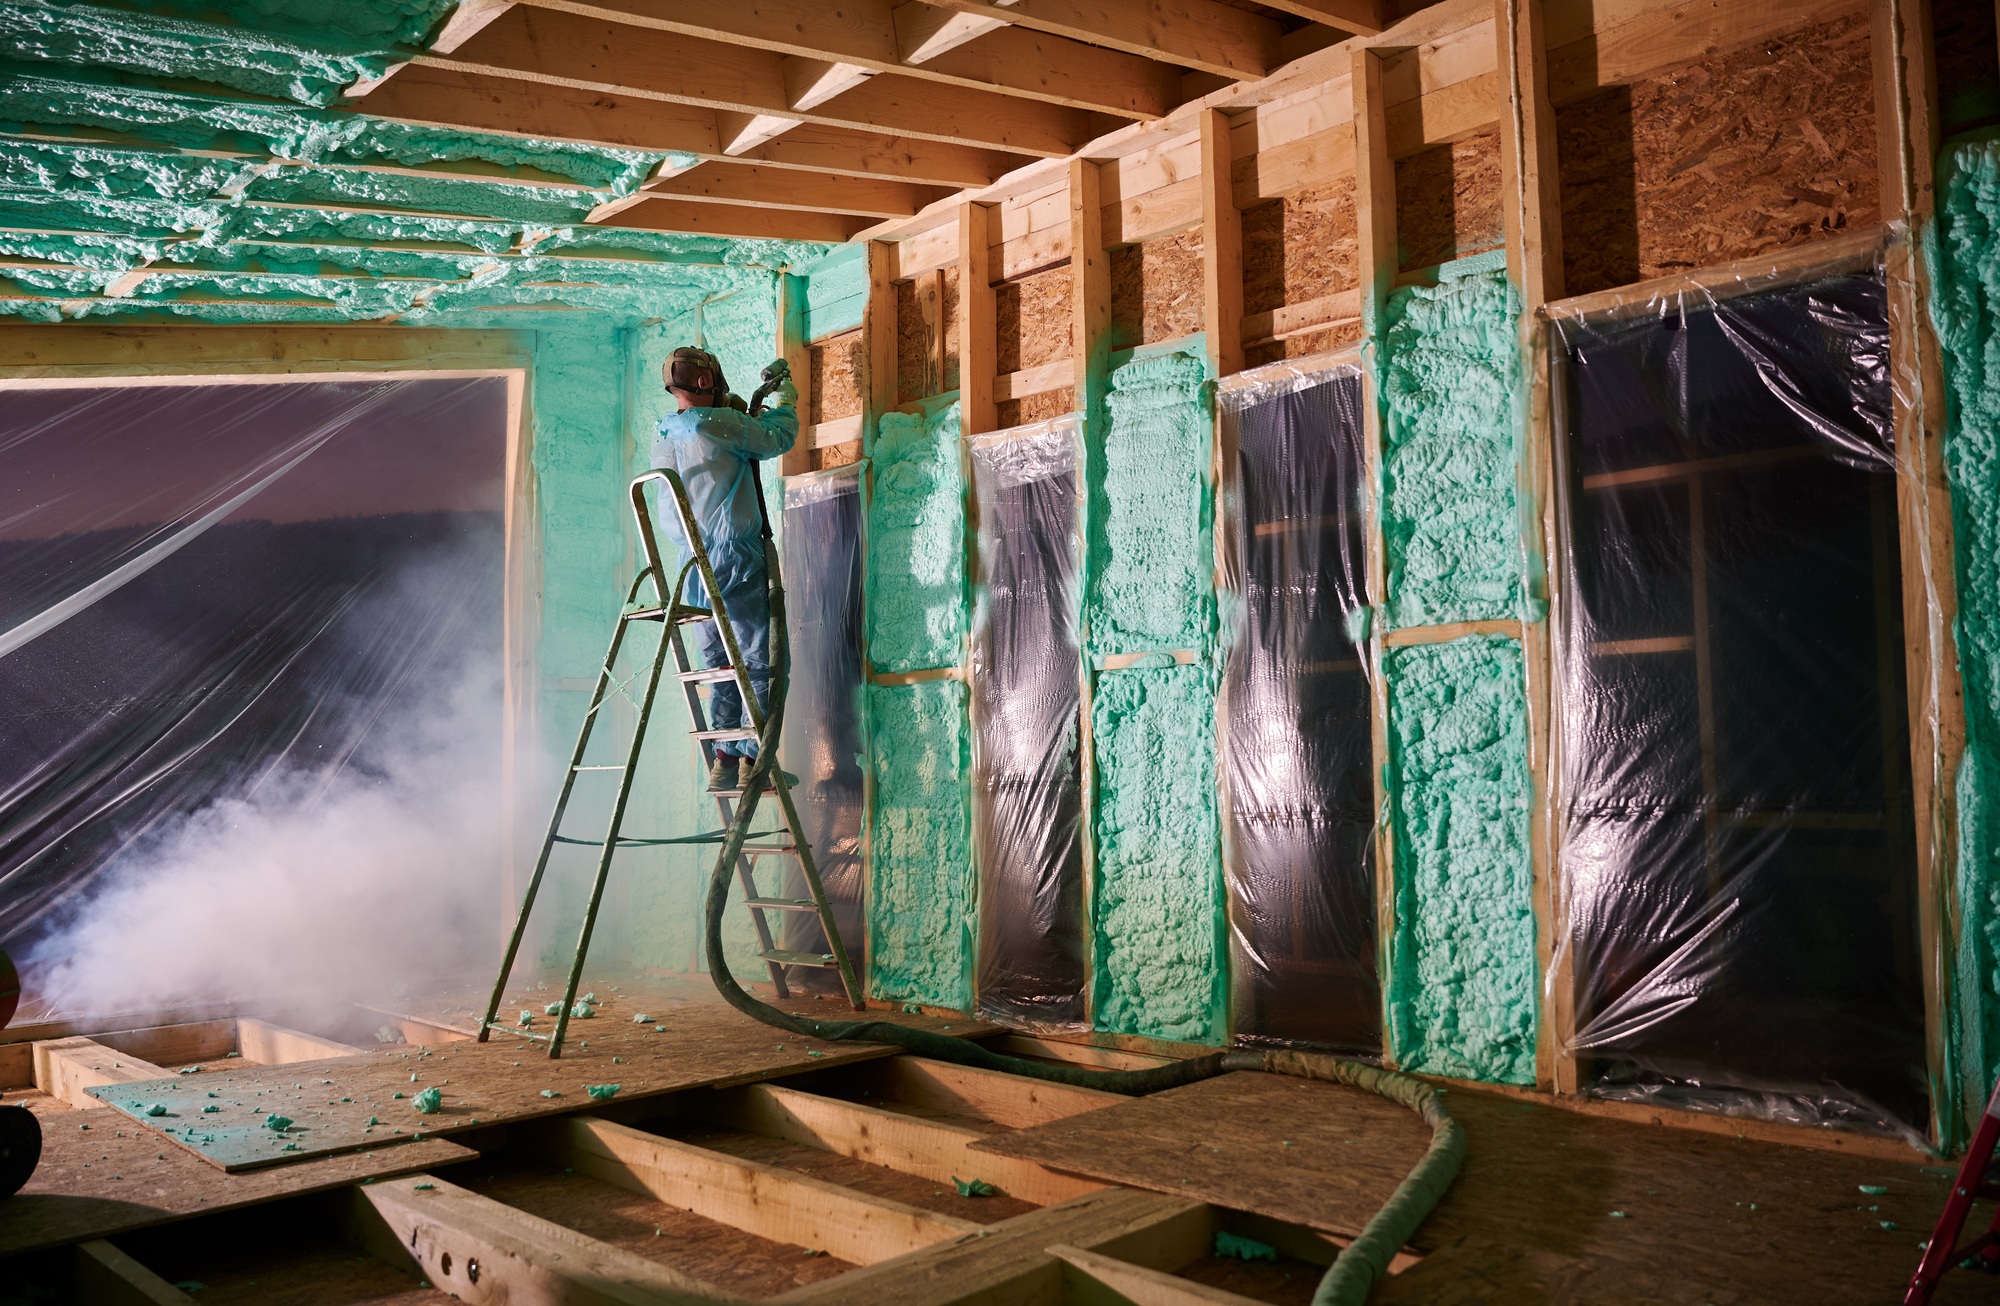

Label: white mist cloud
[21,642,512,1025]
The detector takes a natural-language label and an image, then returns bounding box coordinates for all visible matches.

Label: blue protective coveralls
[650,403,798,758]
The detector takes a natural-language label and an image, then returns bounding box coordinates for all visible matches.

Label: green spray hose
[706,494,1464,1306]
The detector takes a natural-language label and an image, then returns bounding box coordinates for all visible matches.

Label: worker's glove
[752,358,798,411]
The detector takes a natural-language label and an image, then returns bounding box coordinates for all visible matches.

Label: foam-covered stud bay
[1379,267,1524,629]
[867,680,974,1010]
[868,402,966,673]
[1090,658,1224,1044]
[1384,634,1536,1084]
[1086,346,1212,657]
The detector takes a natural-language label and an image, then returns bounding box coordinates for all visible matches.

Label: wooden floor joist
[525,1114,983,1266]
[70,1241,197,1306]
[31,1038,173,1111]
[233,1018,364,1065]
[864,1055,1124,1129]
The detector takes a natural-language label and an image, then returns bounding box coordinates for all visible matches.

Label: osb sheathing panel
[997,263,1074,374]
[1110,229,1205,350]
[812,441,863,471]
[1245,323,1363,371]
[1556,12,1879,297]
[896,269,962,404]
[1243,179,1359,316]
[810,328,864,424]
[1395,129,1505,272]
[998,388,1077,429]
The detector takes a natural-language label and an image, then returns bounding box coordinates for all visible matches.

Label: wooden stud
[958,201,998,435]
[1070,157,1112,423]
[233,1018,364,1066]
[71,1241,196,1306]
[1873,0,1964,1148]
[1495,0,1569,1096]
[699,1081,1102,1204]
[864,240,900,456]
[778,271,814,476]
[1350,43,1399,1069]
[346,1174,731,1305]
[526,1114,979,1265]
[1200,108,1244,380]
[32,1038,171,1111]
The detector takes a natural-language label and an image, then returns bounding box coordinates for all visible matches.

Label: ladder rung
[673,608,715,625]
[573,764,627,771]
[760,949,839,967]
[740,844,798,857]
[693,727,760,742]
[677,666,736,683]
[745,896,819,913]
[622,606,666,621]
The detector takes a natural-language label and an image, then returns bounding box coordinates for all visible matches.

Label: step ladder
[477,466,863,1058]
[1906,1073,2000,1302]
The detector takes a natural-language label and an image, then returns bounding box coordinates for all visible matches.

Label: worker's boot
[706,754,739,792]
[741,760,801,791]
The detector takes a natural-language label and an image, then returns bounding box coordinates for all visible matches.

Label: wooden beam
[358,63,722,154]
[32,1038,171,1111]
[89,1020,237,1069]
[527,1114,980,1265]
[865,1056,1123,1127]
[347,1174,735,1305]
[1200,107,1243,379]
[71,1241,197,1306]
[597,198,873,242]
[959,201,997,433]
[699,1082,1101,1204]
[895,0,1015,62]
[779,271,813,476]
[426,7,1105,158]
[914,0,1283,81]
[643,163,945,219]
[982,1033,1173,1072]
[1250,0,1387,32]
[233,1018,364,1066]
[772,1188,1202,1306]
[723,124,1016,190]
[865,240,900,449]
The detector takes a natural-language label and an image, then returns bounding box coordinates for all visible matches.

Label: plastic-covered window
[1216,363,1380,1052]
[0,377,508,951]
[1550,263,1926,1137]
[775,468,867,989]
[968,415,1088,1028]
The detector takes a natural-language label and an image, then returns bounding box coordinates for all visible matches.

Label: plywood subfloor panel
[1395,130,1504,272]
[86,991,960,1172]
[969,1071,1427,1240]
[810,329,865,424]
[3,1085,471,1257]
[1110,229,1204,350]
[1556,10,1879,297]
[462,1154,854,1297]
[996,265,1073,374]
[657,1119,1040,1226]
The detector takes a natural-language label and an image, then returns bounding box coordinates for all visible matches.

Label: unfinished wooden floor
[0,975,1992,1305]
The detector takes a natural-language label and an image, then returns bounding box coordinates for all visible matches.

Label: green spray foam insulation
[799,243,868,340]
[1378,268,1527,629]
[1384,635,1537,1084]
[1086,346,1213,656]
[867,679,974,1010]
[868,401,966,673]
[1090,659,1225,1044]
[1929,130,2000,1108]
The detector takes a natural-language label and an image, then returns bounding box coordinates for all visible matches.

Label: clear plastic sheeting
[968,414,1088,1028]
[1216,359,1380,1053]
[775,467,867,992]
[0,376,508,949]
[1548,248,1928,1137]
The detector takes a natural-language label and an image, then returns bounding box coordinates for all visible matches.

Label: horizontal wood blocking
[524,1113,981,1265]
[33,1038,172,1111]
[994,360,1073,402]
[808,415,866,448]
[1382,619,1525,647]
[1242,290,1362,347]
[697,1081,1103,1204]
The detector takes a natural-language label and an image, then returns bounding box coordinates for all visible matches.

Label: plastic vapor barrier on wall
[1548,240,1928,1137]
[968,414,1089,1028]
[776,467,867,990]
[0,377,509,950]
[1216,359,1381,1053]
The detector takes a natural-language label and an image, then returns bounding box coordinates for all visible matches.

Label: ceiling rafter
[627,163,952,220]
[596,197,876,242]
[907,0,1285,80]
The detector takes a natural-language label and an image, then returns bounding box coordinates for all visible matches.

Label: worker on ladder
[652,346,798,794]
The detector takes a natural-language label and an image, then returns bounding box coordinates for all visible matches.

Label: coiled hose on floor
[707,521,1464,1306]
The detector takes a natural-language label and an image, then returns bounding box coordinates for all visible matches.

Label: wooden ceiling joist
[598,197,875,242]
[910,0,1285,80]
[637,164,950,220]
[515,0,1182,119]
[720,124,1018,189]
[418,7,1117,157]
